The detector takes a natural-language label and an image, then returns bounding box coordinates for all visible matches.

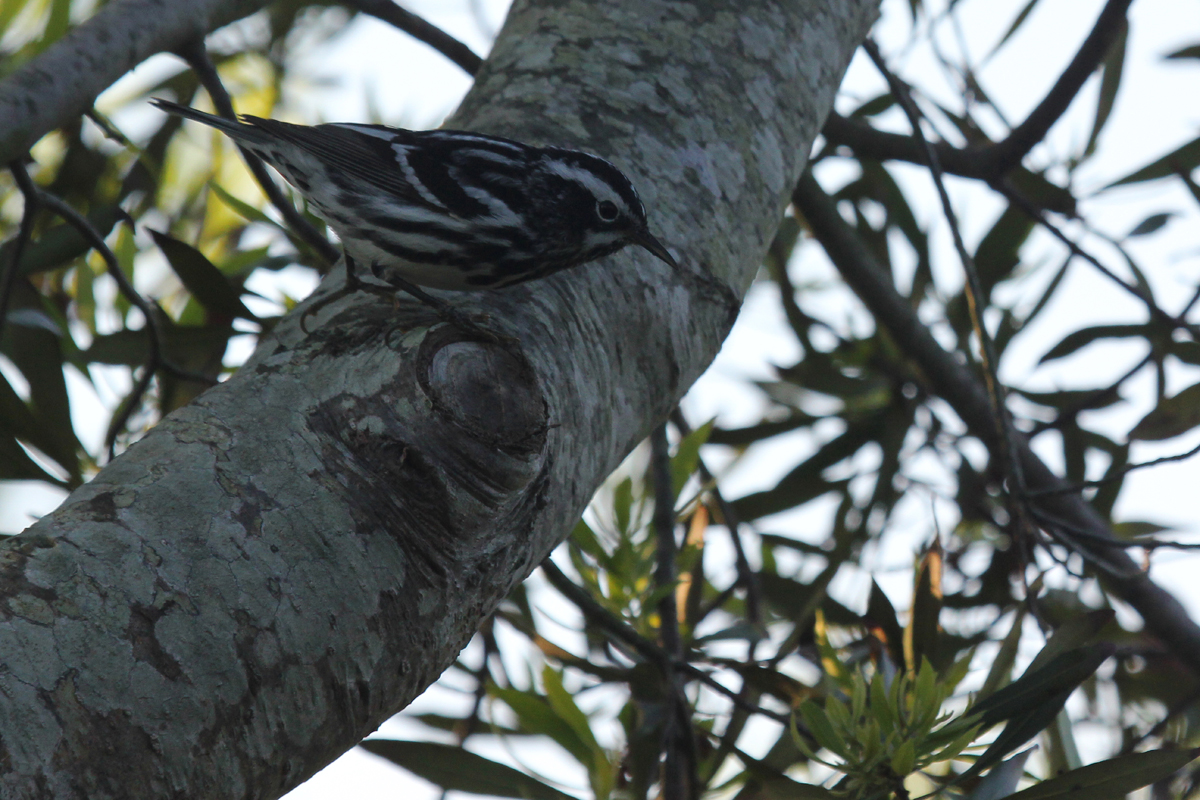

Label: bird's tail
[150,98,274,146]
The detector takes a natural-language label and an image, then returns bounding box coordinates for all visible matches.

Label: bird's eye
[596,200,620,222]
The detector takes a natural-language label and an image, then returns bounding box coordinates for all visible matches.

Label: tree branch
[341,0,483,76]
[792,169,1200,675]
[175,40,339,266]
[0,0,271,165]
[821,0,1132,204]
[0,2,876,795]
[985,0,1132,174]
[0,161,39,345]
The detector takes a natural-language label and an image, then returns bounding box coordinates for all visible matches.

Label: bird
[150,98,678,339]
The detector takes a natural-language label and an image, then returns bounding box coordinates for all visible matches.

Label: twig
[1026,440,1200,498]
[997,180,1177,326]
[652,424,683,657]
[1,161,39,345]
[539,559,790,725]
[175,40,339,267]
[823,0,1133,183]
[651,423,698,800]
[341,0,483,76]
[457,616,497,743]
[791,169,1200,674]
[984,0,1132,174]
[863,38,1030,530]
[33,191,217,458]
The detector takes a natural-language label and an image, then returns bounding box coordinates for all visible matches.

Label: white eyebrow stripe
[545,159,626,208]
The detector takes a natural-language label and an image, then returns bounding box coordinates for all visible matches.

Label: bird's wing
[240,116,443,211]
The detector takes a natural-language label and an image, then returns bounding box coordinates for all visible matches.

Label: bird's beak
[630,229,679,271]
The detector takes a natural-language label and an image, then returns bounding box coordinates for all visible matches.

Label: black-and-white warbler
[150,98,677,336]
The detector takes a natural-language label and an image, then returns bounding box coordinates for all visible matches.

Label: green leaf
[798,701,849,759]
[672,419,714,495]
[1,291,80,481]
[1165,44,1200,60]
[149,230,255,321]
[969,645,1113,731]
[849,92,896,118]
[708,415,818,447]
[1129,381,1200,440]
[0,432,62,485]
[542,666,613,800]
[965,645,1113,776]
[732,416,885,520]
[1026,610,1115,674]
[864,580,904,668]
[1004,749,1199,800]
[360,740,578,800]
[410,713,528,737]
[1038,324,1147,363]
[966,747,1037,800]
[736,751,844,799]
[1107,134,1200,187]
[1084,20,1127,159]
[1124,212,1174,238]
[890,739,916,777]
[0,205,124,279]
[491,685,594,768]
[974,205,1036,298]
[207,181,280,228]
[1111,521,1175,539]
[976,607,1025,702]
[987,0,1041,60]
[904,545,943,672]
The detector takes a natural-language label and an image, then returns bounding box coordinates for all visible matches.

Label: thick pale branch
[0,0,270,165]
[792,170,1200,673]
[0,3,879,797]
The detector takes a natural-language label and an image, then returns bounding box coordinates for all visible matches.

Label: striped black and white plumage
[151,99,677,292]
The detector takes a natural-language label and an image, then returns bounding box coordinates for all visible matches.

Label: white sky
[2,0,1199,797]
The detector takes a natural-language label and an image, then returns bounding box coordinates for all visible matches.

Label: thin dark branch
[1028,353,1152,436]
[986,0,1132,173]
[1026,440,1200,498]
[823,0,1132,183]
[864,42,1022,501]
[650,423,697,800]
[342,0,483,76]
[457,616,496,743]
[0,161,39,345]
[998,180,1177,326]
[33,191,217,458]
[791,169,1200,674]
[539,559,789,725]
[652,424,682,657]
[176,41,339,267]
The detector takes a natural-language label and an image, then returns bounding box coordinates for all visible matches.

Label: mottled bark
[0,1,878,797]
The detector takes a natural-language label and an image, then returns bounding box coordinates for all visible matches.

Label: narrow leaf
[1004,749,1199,800]
[1107,134,1200,187]
[1124,212,1174,238]
[1084,21,1127,158]
[360,740,578,800]
[1130,381,1200,441]
[149,230,255,321]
